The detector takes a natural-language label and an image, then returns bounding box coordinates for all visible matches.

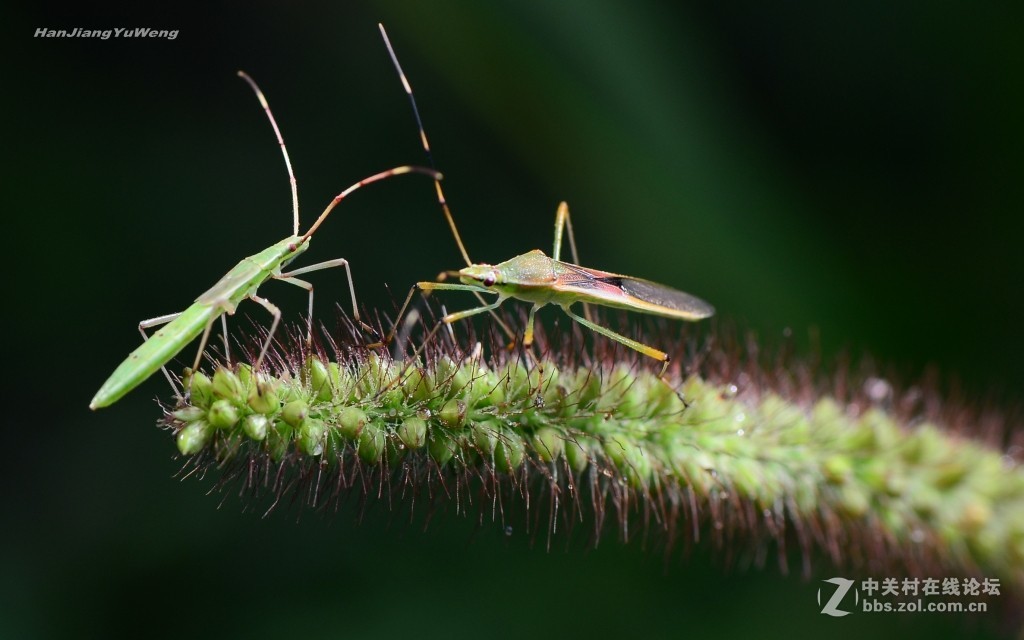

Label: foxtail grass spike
[160,311,1024,594]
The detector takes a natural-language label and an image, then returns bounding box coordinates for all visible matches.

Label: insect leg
[435,271,516,343]
[562,305,688,402]
[189,316,218,381]
[552,201,581,264]
[381,285,421,353]
[552,202,593,322]
[407,294,508,365]
[560,305,669,364]
[523,304,543,347]
[383,281,511,353]
[521,303,549,396]
[380,293,507,399]
[278,257,377,343]
[437,294,506,325]
[139,312,184,398]
[248,295,282,373]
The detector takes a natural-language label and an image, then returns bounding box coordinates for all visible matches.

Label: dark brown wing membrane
[616,277,715,317]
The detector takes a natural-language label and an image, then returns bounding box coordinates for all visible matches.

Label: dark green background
[7,2,1022,638]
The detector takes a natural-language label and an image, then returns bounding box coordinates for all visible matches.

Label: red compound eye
[483,274,496,287]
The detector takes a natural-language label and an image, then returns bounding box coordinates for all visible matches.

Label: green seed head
[177,420,213,455]
[207,399,240,430]
[187,370,214,408]
[494,431,525,473]
[564,438,590,473]
[428,428,456,466]
[266,421,292,462]
[212,368,245,403]
[338,406,368,439]
[358,420,387,464]
[172,406,205,423]
[484,373,506,407]
[281,399,309,428]
[471,421,499,456]
[307,357,333,402]
[438,399,467,430]
[823,455,853,484]
[247,381,280,415]
[298,418,327,457]
[162,327,1024,590]
[531,427,564,463]
[402,367,434,402]
[236,363,255,390]
[397,417,428,449]
[603,434,652,488]
[242,414,269,441]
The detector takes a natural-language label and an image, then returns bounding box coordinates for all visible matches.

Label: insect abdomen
[89,304,217,409]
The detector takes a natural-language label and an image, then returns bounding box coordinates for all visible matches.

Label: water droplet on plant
[864,377,893,403]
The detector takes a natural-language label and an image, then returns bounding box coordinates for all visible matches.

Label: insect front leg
[383,280,515,355]
[410,283,504,355]
[434,270,516,344]
[377,287,506,400]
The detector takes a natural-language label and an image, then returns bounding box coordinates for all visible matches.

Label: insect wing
[616,277,714,319]
[555,263,714,320]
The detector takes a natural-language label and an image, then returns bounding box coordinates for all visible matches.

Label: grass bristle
[160,308,1024,594]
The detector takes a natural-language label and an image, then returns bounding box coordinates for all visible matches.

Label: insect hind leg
[561,305,668,362]
[561,304,689,404]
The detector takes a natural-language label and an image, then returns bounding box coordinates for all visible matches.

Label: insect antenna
[378,23,473,268]
[300,165,442,244]
[237,71,300,236]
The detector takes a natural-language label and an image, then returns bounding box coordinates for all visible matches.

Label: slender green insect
[90,70,440,409]
[378,25,714,374]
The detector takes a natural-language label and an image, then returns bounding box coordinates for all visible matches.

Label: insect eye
[483,273,496,287]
